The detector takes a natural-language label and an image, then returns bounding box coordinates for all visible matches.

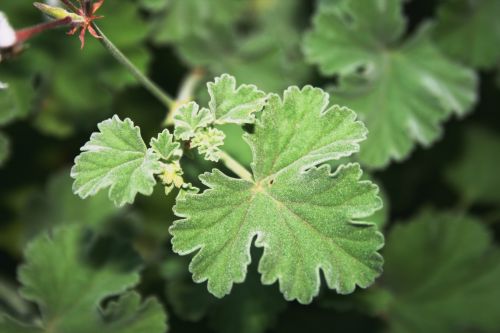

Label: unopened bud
[33,2,83,23]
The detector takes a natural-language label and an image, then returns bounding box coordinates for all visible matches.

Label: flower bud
[33,2,83,23]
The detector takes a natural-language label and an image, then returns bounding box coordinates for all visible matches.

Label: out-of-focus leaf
[434,0,500,68]
[379,211,500,333]
[148,0,246,43]
[170,86,383,304]
[303,0,477,168]
[22,169,120,239]
[446,126,500,206]
[162,256,287,333]
[147,0,310,93]
[0,226,168,333]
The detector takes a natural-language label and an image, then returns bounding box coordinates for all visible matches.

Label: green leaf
[208,74,267,125]
[446,126,500,206]
[150,129,182,161]
[170,86,383,304]
[173,102,213,140]
[0,226,168,333]
[434,0,500,68]
[303,0,477,168]
[71,115,162,207]
[100,292,168,333]
[147,0,246,43]
[191,127,226,162]
[379,211,500,333]
[152,1,310,93]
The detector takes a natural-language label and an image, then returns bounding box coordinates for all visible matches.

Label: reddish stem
[15,17,72,44]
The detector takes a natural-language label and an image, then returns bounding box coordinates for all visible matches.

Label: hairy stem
[219,151,253,182]
[92,24,174,109]
[164,67,205,126]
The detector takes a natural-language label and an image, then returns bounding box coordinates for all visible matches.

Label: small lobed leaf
[191,127,226,162]
[303,0,477,168]
[173,102,213,141]
[170,86,383,304]
[71,115,162,207]
[150,129,182,161]
[207,74,267,125]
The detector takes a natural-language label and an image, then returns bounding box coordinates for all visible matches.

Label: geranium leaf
[303,0,477,168]
[208,74,267,125]
[173,102,213,141]
[71,115,162,207]
[0,226,168,333]
[150,129,182,161]
[170,86,383,304]
[379,211,500,333]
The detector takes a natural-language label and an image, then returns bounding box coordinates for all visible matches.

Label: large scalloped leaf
[170,86,383,304]
[0,226,168,333]
[303,0,477,168]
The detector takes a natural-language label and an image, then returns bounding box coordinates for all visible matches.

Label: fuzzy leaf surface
[171,86,383,304]
[71,115,161,207]
[173,102,213,140]
[150,129,181,161]
[208,74,267,125]
[303,0,477,168]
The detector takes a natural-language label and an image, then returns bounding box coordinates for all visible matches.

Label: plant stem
[164,67,205,126]
[92,24,253,182]
[92,24,174,109]
[15,17,72,44]
[219,151,253,182]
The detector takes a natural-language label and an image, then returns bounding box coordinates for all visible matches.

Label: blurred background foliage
[0,0,499,332]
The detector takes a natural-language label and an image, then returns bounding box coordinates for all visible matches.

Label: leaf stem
[91,24,253,182]
[15,17,72,44]
[219,151,253,182]
[92,24,175,109]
